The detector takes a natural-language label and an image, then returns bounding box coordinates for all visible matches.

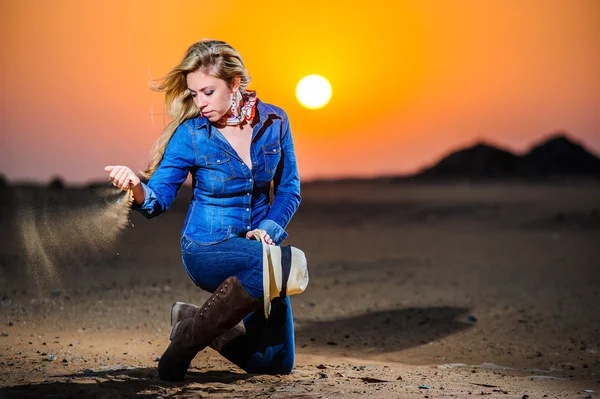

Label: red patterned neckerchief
[226,90,257,126]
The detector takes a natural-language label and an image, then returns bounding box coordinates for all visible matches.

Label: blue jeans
[180,235,295,374]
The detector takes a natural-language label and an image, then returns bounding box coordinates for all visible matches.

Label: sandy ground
[0,181,599,398]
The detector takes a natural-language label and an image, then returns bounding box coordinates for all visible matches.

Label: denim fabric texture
[181,235,264,299]
[241,296,295,374]
[181,235,295,374]
[133,99,301,246]
[132,98,300,374]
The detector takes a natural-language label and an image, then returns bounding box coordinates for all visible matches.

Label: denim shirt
[133,99,301,246]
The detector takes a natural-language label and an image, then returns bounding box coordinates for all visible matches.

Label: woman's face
[186,70,239,123]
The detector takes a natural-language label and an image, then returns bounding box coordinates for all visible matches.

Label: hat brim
[261,241,272,318]
[258,234,309,319]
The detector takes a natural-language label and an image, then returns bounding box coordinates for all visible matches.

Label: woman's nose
[196,98,207,109]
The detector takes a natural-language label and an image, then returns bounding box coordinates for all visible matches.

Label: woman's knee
[182,237,264,295]
[276,353,294,375]
[244,350,294,375]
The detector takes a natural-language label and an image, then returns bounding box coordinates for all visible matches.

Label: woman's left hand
[246,229,274,245]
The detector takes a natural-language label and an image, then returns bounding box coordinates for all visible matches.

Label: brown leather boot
[158,276,261,381]
[209,323,246,352]
[170,302,199,326]
[170,302,251,370]
[171,301,246,351]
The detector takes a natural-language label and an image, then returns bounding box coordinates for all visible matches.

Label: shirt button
[246,193,250,196]
[246,208,250,211]
[246,225,251,229]
[248,178,252,182]
[217,159,221,163]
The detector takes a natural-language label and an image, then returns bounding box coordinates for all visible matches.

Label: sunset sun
[295,75,332,110]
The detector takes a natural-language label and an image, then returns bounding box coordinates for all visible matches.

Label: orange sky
[1,0,598,183]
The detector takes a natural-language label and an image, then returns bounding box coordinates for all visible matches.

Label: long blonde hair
[143,40,251,179]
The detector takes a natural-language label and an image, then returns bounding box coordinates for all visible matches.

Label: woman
[105,39,301,381]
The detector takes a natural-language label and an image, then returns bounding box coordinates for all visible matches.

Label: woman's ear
[231,76,241,92]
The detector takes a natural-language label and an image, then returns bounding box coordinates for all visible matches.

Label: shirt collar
[192,98,278,134]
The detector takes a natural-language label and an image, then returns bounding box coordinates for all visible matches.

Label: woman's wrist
[131,182,145,206]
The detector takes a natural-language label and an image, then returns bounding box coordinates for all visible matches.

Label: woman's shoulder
[177,115,208,134]
[257,98,288,120]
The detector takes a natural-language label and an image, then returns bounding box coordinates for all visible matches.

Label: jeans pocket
[181,236,199,255]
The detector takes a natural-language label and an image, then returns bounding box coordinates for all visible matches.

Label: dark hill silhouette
[520,133,600,177]
[416,133,600,180]
[417,142,520,178]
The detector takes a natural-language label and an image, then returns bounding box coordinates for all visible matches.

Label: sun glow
[295,75,332,110]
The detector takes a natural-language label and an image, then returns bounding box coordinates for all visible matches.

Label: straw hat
[253,231,309,318]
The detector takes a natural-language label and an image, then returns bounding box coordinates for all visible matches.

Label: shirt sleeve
[132,124,196,218]
[257,113,301,244]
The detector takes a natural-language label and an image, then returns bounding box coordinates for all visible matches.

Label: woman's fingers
[246,229,274,245]
[114,168,127,186]
[119,172,132,189]
[120,177,131,190]
[108,166,122,181]
[261,231,274,245]
[115,169,129,189]
[105,165,136,190]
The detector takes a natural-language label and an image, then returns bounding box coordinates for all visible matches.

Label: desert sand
[0,180,599,398]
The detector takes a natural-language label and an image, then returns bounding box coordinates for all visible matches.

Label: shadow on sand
[296,306,473,354]
[0,367,255,398]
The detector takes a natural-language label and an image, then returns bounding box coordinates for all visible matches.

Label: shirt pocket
[203,153,236,182]
[262,141,282,174]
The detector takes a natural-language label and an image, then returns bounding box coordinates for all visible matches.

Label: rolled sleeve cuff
[257,219,288,245]
[131,182,160,218]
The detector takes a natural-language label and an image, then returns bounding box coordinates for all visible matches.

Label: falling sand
[13,186,133,293]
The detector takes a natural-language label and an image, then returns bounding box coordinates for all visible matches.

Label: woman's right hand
[104,165,141,191]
